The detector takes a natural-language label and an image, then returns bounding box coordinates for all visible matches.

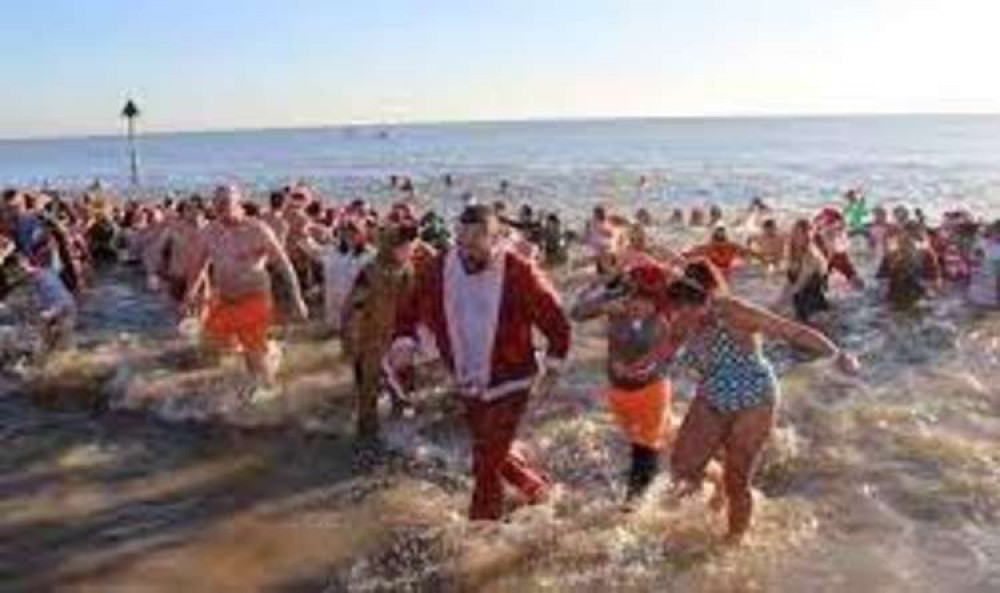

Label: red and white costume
[390,246,571,520]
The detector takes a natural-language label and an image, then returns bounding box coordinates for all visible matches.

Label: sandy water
[1,221,999,592]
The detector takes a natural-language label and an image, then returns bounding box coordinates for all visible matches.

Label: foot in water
[233,380,282,407]
[351,434,391,472]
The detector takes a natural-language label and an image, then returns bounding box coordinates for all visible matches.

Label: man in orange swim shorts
[184,185,308,401]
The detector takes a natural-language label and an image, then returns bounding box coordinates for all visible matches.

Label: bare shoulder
[244,219,281,243]
[717,295,767,322]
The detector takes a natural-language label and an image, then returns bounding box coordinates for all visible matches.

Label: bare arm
[569,281,623,322]
[182,233,210,307]
[720,296,839,357]
[261,224,305,305]
[781,249,825,302]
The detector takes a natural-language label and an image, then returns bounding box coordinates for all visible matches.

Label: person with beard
[385,203,571,521]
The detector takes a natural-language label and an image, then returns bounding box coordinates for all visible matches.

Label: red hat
[814,207,843,226]
[627,263,669,300]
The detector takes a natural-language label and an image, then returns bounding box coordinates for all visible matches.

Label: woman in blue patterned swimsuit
[619,259,860,544]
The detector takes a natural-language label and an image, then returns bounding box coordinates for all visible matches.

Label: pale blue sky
[1,0,997,138]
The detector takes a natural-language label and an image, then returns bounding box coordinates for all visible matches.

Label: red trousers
[463,391,550,521]
[670,395,774,539]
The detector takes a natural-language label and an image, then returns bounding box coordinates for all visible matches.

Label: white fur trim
[444,249,506,399]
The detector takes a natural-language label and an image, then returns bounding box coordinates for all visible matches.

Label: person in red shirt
[686,226,762,276]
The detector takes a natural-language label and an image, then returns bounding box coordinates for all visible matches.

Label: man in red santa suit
[386,203,572,521]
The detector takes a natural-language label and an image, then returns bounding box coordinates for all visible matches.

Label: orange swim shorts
[203,293,272,354]
[605,379,672,450]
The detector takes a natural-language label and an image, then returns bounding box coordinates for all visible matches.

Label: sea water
[2,116,1000,592]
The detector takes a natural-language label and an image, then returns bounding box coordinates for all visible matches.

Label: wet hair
[242,202,261,217]
[665,259,726,306]
[593,205,607,222]
[269,191,286,211]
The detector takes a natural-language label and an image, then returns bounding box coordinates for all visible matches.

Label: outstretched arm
[721,296,839,357]
[262,224,308,320]
[570,280,624,322]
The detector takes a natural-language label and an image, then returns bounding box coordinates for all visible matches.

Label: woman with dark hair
[617,259,859,544]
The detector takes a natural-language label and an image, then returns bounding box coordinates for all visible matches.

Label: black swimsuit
[788,267,830,322]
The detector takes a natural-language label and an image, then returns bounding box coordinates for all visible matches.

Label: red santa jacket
[392,247,571,401]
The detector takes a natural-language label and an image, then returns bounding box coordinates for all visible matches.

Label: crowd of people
[3,177,1000,544]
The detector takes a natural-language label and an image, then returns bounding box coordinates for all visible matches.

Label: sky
[1,0,999,138]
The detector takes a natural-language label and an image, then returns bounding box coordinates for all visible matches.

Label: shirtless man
[284,186,331,291]
[184,185,308,400]
[261,191,290,245]
[748,218,787,272]
[146,199,208,306]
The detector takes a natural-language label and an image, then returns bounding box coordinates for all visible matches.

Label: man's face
[213,186,242,223]
[457,219,497,269]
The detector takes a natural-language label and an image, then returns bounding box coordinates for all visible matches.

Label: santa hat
[814,207,844,227]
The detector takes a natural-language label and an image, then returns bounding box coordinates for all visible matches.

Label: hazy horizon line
[4,110,999,143]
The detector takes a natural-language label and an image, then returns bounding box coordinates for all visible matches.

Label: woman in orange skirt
[571,263,674,501]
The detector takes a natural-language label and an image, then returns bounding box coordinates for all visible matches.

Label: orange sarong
[203,293,272,354]
[605,379,672,450]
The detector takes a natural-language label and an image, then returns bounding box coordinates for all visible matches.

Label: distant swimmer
[184,185,309,402]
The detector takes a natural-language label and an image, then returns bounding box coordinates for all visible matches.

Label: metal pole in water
[121,99,140,188]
